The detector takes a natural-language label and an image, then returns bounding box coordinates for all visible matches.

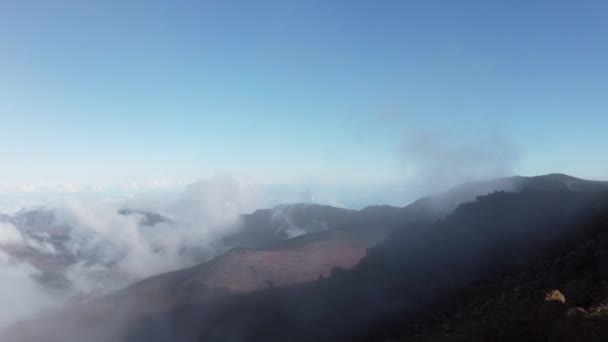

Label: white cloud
[0,173,261,328]
[0,222,23,244]
[0,250,59,329]
[46,177,249,290]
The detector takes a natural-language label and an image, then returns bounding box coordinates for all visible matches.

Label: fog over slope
[0,174,258,328]
[3,174,608,342]
[0,171,538,329]
[3,170,603,333]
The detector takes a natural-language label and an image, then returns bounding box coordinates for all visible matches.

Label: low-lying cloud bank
[0,173,259,328]
[0,248,60,328]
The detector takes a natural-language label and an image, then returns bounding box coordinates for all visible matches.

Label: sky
[0,0,607,203]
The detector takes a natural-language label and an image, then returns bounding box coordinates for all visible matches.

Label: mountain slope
[122,178,608,342]
[3,174,608,342]
[115,228,386,314]
[394,212,608,341]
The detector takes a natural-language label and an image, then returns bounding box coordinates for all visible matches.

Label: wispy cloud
[397,127,521,196]
[0,173,258,327]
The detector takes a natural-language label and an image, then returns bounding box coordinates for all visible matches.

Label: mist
[0,173,260,328]
[0,233,59,328]
[399,128,521,198]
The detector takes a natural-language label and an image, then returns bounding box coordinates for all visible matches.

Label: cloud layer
[0,173,258,328]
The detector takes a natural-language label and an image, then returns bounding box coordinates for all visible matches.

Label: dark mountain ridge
[150,188,608,342]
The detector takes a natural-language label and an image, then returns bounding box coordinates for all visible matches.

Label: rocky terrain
[393,212,608,341]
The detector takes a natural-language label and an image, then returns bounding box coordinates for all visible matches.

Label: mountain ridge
[3,173,608,341]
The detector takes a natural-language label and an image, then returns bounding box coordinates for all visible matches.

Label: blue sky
[0,0,607,198]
